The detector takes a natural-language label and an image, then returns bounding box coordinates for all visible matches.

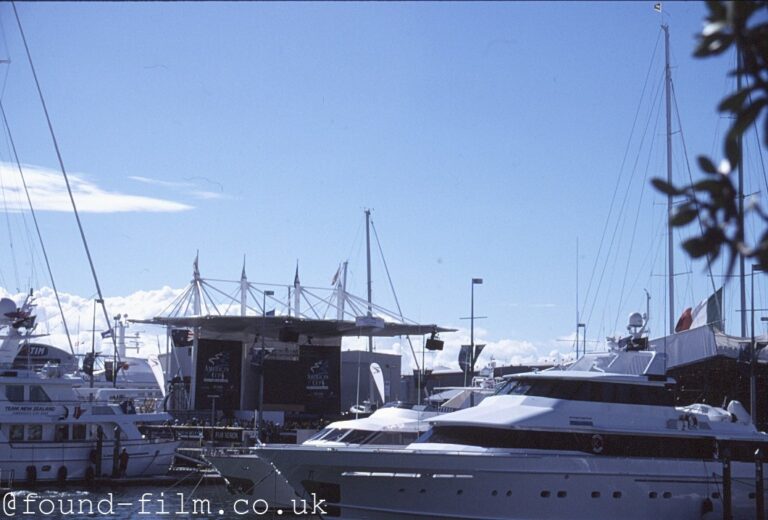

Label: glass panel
[72,424,86,441]
[27,425,42,441]
[5,385,24,402]
[29,385,50,402]
[54,424,69,442]
[339,429,375,445]
[9,424,24,441]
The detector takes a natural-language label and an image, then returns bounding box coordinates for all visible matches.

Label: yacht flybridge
[0,296,179,484]
[258,346,768,519]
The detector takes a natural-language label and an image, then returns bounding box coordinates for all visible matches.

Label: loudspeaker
[278,328,300,343]
[425,338,444,351]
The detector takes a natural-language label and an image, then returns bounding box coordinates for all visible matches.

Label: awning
[132,315,454,339]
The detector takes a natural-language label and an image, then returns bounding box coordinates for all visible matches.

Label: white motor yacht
[0,296,180,484]
[258,349,768,519]
[206,401,442,507]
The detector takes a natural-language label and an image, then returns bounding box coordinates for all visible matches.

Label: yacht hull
[206,452,298,507]
[259,445,763,519]
[0,438,179,484]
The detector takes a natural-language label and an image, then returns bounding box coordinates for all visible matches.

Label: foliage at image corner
[651,0,768,273]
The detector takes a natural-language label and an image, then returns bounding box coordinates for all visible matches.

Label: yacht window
[322,429,351,442]
[72,424,87,441]
[339,429,375,445]
[5,385,24,402]
[54,424,69,442]
[367,431,419,445]
[306,428,334,442]
[9,424,24,441]
[29,385,50,402]
[27,425,42,441]
[498,378,673,406]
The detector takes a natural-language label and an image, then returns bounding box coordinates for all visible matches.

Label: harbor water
[1,481,320,519]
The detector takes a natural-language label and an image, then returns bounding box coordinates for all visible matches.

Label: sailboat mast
[737,50,747,337]
[664,24,675,335]
[365,209,373,351]
[365,209,375,405]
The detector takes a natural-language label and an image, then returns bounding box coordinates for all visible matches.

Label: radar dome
[627,312,644,329]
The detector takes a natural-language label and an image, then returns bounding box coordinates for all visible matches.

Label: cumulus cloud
[342,326,578,374]
[1,163,192,213]
[1,286,578,372]
[0,285,184,356]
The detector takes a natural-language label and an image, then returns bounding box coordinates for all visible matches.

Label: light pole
[466,278,483,386]
[751,264,765,421]
[257,290,274,442]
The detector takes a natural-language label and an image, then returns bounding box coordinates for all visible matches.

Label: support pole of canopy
[190,254,202,409]
[240,259,247,317]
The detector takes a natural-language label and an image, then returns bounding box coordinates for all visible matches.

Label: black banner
[195,339,242,411]
[258,345,340,415]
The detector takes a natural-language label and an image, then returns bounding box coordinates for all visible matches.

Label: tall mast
[365,209,373,349]
[663,24,675,335]
[575,238,579,357]
[737,49,747,337]
[365,209,375,405]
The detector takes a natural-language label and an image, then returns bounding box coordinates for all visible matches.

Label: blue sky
[0,2,765,368]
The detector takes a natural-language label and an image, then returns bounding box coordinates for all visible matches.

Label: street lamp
[751,264,766,421]
[465,278,483,386]
[257,290,274,442]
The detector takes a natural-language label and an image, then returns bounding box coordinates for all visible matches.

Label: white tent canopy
[648,326,768,369]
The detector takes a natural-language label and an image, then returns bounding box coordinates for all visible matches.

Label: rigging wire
[670,82,720,302]
[585,70,665,333]
[370,218,421,372]
[0,142,20,292]
[12,2,118,357]
[0,100,75,354]
[580,29,662,331]
[610,92,664,333]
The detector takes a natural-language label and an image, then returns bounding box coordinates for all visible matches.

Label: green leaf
[718,88,752,113]
[730,98,768,140]
[670,207,699,226]
[683,237,715,258]
[725,136,741,169]
[692,179,724,195]
[697,156,719,174]
[694,33,734,57]
[651,178,683,196]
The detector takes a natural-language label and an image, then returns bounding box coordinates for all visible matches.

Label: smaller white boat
[207,401,444,506]
[0,296,180,484]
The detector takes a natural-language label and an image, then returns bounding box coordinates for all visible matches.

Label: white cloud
[0,285,184,356]
[343,326,579,374]
[188,190,229,200]
[128,176,194,189]
[129,175,229,201]
[1,286,580,371]
[1,163,192,213]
